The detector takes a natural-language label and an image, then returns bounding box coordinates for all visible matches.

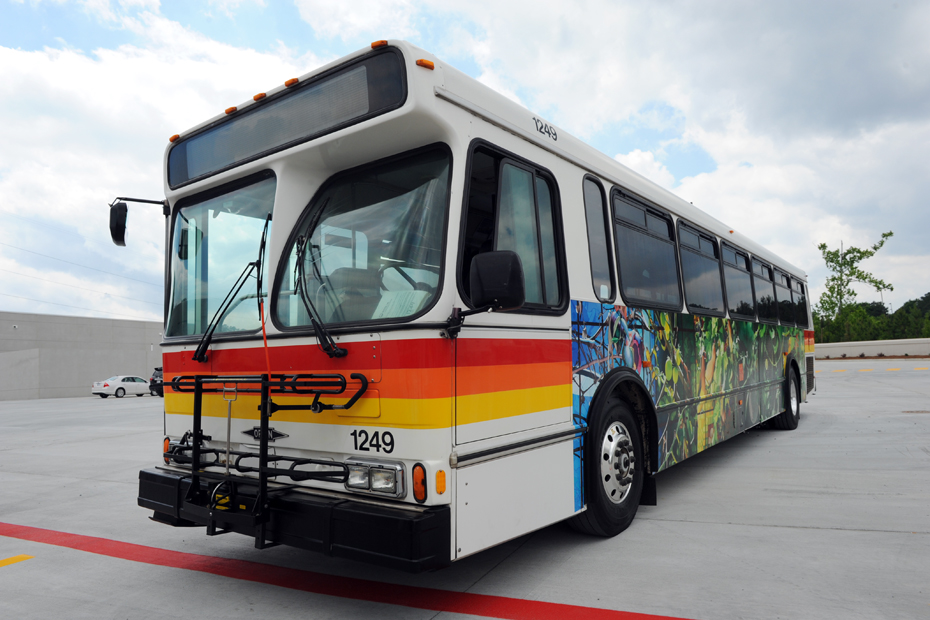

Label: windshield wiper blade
[192,213,272,363]
[192,260,257,363]
[295,234,347,359]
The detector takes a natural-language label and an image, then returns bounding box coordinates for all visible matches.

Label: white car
[92,376,150,398]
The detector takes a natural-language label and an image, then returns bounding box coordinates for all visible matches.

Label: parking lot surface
[1,359,928,619]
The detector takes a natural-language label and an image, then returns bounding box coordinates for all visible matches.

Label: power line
[0,268,161,306]
[0,292,158,321]
[0,209,79,235]
[0,242,162,287]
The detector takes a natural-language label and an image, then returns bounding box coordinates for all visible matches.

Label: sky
[1,0,928,323]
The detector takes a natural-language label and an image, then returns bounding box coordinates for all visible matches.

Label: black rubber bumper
[138,468,451,573]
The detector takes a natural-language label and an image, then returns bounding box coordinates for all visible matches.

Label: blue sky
[1,0,928,321]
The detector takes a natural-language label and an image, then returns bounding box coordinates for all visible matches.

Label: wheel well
[612,380,658,475]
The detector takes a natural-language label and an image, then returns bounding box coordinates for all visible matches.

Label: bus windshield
[275,148,449,328]
[166,175,275,337]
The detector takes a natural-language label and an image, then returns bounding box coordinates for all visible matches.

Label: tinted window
[775,281,794,324]
[794,282,809,327]
[724,264,755,319]
[582,178,614,302]
[460,146,564,310]
[679,224,724,315]
[613,194,680,309]
[753,260,778,322]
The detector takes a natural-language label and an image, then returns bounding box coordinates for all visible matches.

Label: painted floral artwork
[572,301,803,480]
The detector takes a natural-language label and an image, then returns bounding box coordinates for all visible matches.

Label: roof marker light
[253,93,266,101]
[416,59,435,70]
[169,134,179,143]
[225,107,237,115]
[285,78,299,87]
[371,40,388,49]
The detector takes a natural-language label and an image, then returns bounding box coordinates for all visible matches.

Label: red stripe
[0,521,692,620]
[457,338,571,367]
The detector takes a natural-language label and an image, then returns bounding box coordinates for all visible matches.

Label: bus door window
[459,145,565,311]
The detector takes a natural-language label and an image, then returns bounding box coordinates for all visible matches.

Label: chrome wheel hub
[600,421,635,504]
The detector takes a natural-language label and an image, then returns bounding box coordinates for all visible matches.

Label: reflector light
[413,463,427,503]
[347,465,369,489]
[163,437,170,464]
[225,106,237,115]
[285,78,299,87]
[371,467,396,493]
[436,470,446,495]
[416,59,435,70]
[371,40,388,49]
[169,134,180,143]
[253,93,266,101]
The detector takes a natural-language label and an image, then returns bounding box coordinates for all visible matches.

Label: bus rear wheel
[771,369,800,430]
[570,398,644,537]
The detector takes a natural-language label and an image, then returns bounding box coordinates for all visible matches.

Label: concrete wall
[815,337,930,359]
[0,311,163,401]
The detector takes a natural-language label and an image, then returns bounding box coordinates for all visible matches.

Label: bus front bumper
[138,468,451,573]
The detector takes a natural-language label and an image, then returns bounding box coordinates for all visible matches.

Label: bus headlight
[347,465,370,489]
[370,467,396,493]
[344,458,405,498]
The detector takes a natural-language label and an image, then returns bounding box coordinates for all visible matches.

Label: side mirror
[469,250,525,311]
[109,202,128,246]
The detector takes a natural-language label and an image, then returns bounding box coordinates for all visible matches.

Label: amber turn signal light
[413,463,427,503]
[371,40,388,49]
[416,59,434,70]
[436,470,446,495]
[163,437,170,464]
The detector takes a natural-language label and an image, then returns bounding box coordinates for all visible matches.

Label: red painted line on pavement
[0,521,692,620]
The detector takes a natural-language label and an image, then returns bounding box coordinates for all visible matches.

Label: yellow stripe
[0,555,33,568]
[166,383,572,429]
[887,368,900,371]
[832,369,847,373]
[456,384,572,426]
[858,369,873,372]
[915,367,928,370]
[166,392,452,429]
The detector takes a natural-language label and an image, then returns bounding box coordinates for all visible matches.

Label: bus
[120,39,816,573]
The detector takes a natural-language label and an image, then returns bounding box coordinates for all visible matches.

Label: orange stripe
[456,362,571,397]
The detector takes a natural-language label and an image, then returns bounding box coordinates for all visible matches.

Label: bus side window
[775,271,795,325]
[678,223,725,316]
[722,244,756,320]
[582,176,614,303]
[611,191,681,310]
[753,259,778,323]
[794,281,809,327]
[460,145,564,310]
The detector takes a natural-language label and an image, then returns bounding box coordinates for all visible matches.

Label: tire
[136,393,144,397]
[569,397,644,537]
[150,389,158,396]
[115,387,125,398]
[771,369,800,430]
[99,394,108,399]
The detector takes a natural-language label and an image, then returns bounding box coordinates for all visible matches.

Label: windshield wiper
[192,214,272,363]
[295,233,347,358]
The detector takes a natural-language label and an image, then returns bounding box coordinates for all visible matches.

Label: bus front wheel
[570,397,644,537]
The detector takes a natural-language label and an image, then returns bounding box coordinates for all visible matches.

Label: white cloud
[614,150,675,190]
[293,0,418,41]
[0,12,327,320]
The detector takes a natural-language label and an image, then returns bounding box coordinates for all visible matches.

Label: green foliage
[814,293,930,343]
[815,232,893,320]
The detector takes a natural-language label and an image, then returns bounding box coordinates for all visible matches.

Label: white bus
[122,40,815,572]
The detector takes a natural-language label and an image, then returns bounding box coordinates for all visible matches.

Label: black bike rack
[165,373,367,548]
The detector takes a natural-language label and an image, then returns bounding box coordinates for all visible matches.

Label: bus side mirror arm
[445,251,525,339]
[107,197,170,247]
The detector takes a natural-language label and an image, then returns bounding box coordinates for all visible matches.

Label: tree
[815,232,894,321]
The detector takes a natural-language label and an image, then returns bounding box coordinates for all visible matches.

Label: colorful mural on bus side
[570,300,804,510]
